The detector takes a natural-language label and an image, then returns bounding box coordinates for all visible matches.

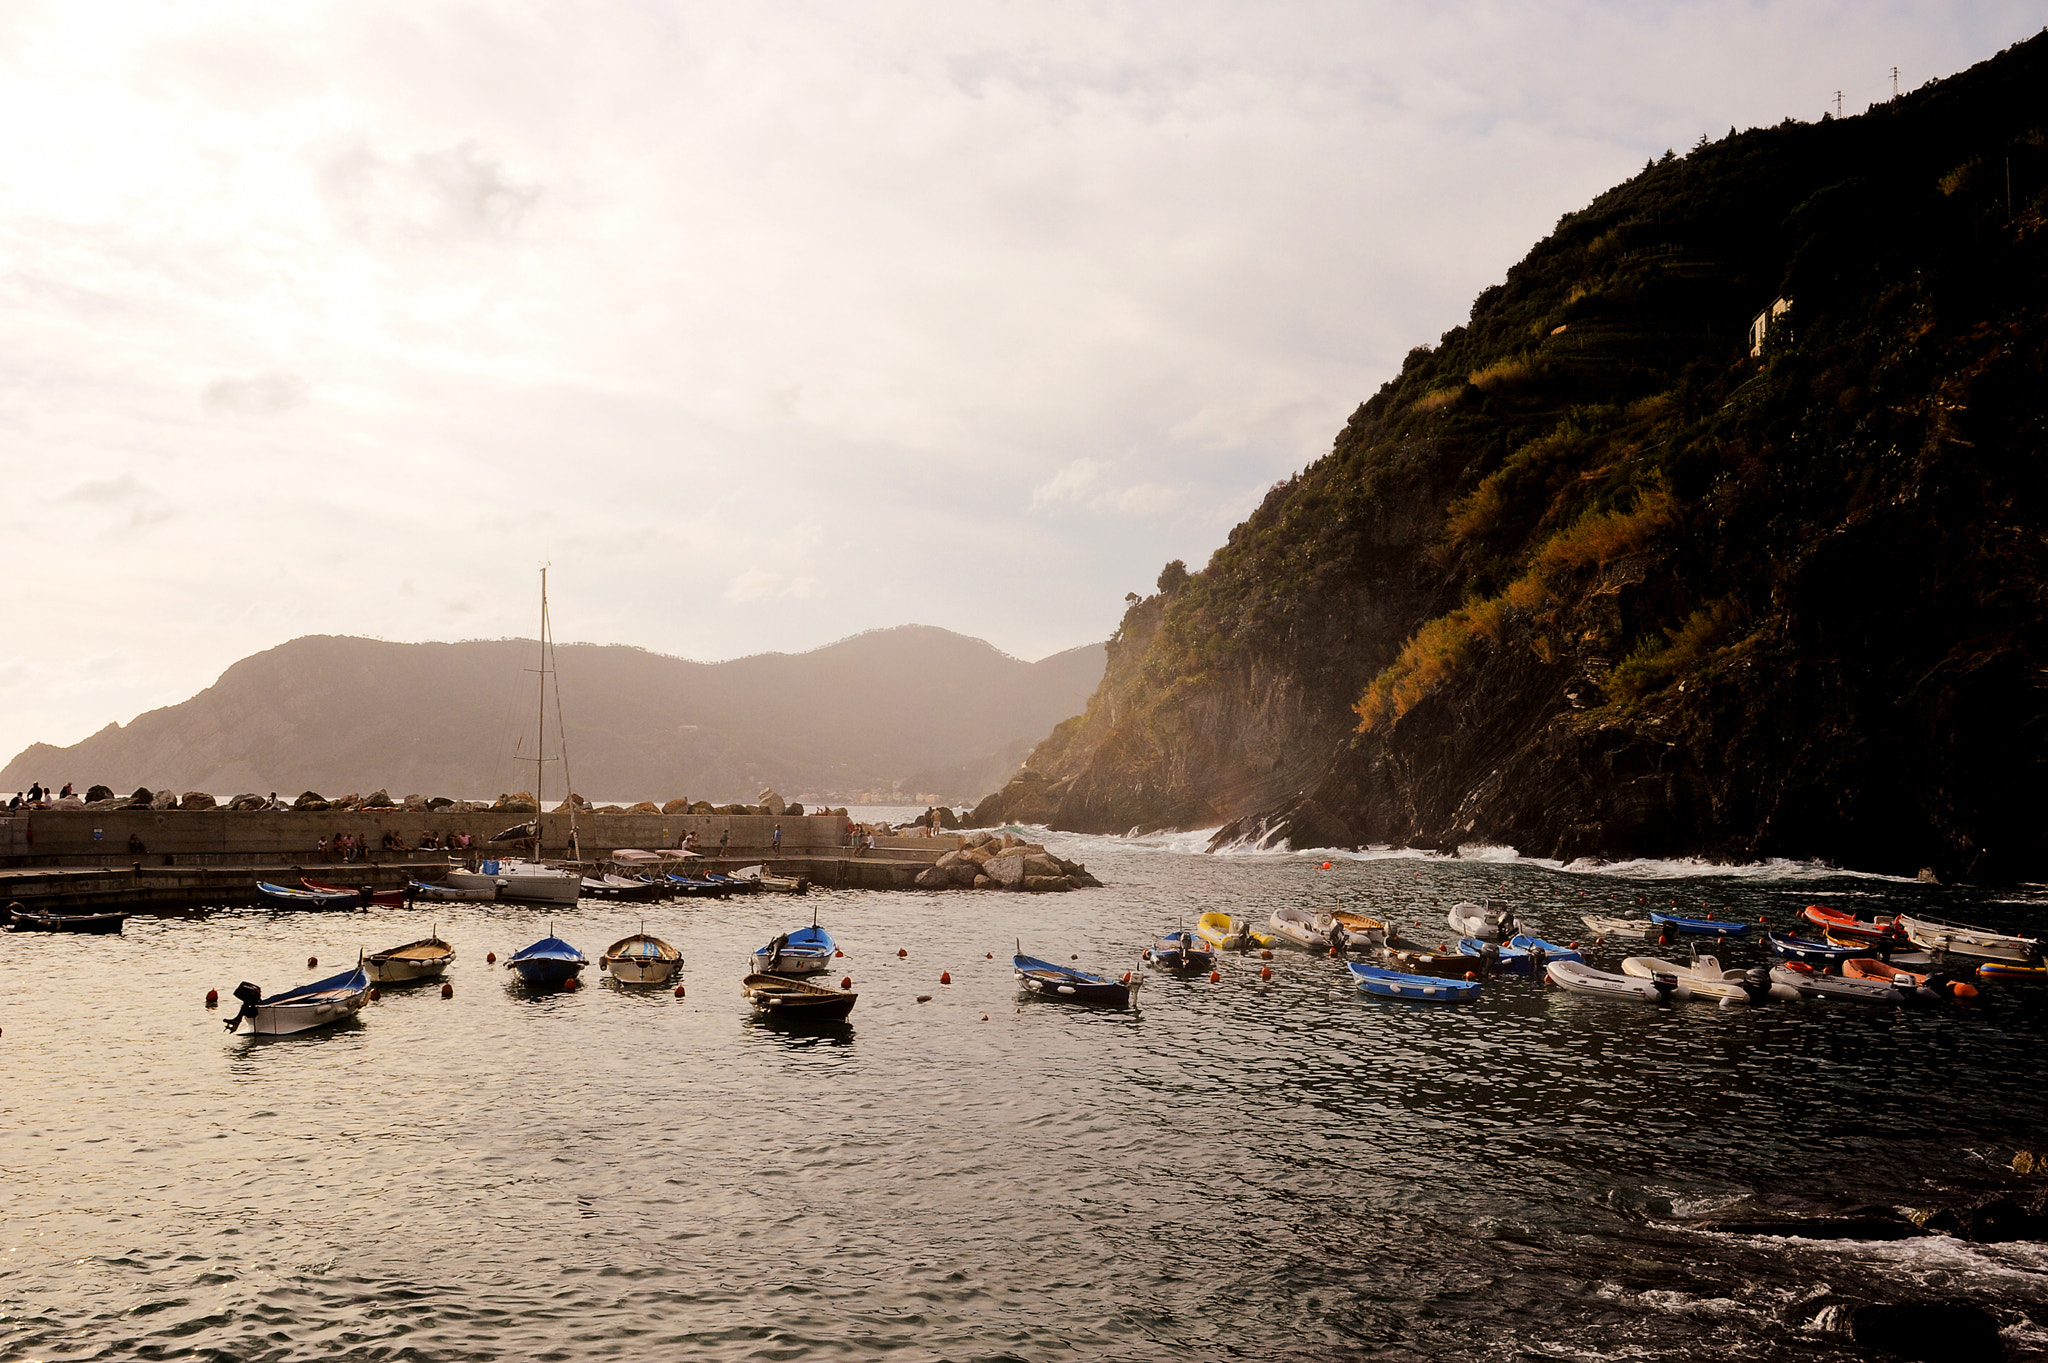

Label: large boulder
[787,802,804,816]
[85,784,115,804]
[758,789,787,815]
[628,801,660,814]
[662,798,693,815]
[150,788,180,810]
[179,791,216,810]
[362,789,396,808]
[492,792,536,812]
[226,793,267,812]
[1023,874,1069,892]
[125,787,155,808]
[1023,852,1062,879]
[1814,1302,2003,1363]
[690,801,716,814]
[986,852,1027,889]
[427,796,455,811]
[403,793,427,810]
[965,830,995,849]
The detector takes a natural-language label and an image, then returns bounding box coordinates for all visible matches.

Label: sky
[1,1,2038,763]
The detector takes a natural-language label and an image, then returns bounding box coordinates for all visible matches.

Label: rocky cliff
[974,33,2048,881]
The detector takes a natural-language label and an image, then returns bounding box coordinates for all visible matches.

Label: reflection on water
[2,836,2044,1361]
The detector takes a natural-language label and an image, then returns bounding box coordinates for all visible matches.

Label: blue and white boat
[1015,942,1133,1007]
[753,922,836,975]
[225,959,371,1035]
[1649,911,1753,938]
[1456,934,1584,976]
[1348,961,1480,1002]
[1766,930,1862,967]
[506,931,587,987]
[255,881,361,911]
[1143,929,1216,973]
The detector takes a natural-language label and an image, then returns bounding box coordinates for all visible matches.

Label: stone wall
[0,809,853,868]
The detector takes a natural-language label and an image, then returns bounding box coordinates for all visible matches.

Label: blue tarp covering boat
[753,923,836,975]
[1456,934,1584,976]
[1348,961,1481,1002]
[506,934,587,987]
[225,960,371,1035]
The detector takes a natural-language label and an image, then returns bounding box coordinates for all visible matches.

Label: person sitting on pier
[27,782,43,805]
[128,832,145,854]
[7,792,19,809]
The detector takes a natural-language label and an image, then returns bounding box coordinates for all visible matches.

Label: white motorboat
[1546,957,1690,1003]
[365,932,457,984]
[1769,961,1915,1005]
[1895,913,2042,965]
[731,864,809,894]
[599,931,684,984]
[1621,953,1797,1005]
[409,878,500,903]
[1447,899,1518,942]
[447,858,581,905]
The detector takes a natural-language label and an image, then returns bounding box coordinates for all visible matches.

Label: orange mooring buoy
[1260,949,1273,960]
[442,982,454,998]
[940,971,952,985]
[897,947,907,958]
[1464,971,1478,980]
[840,976,852,989]
[1321,861,1333,870]
[981,1014,989,1021]
[986,952,993,959]
[563,976,579,991]
[205,989,219,1008]
[835,948,844,957]
[368,986,381,1002]
[673,984,685,998]
[1260,965,1273,980]
[307,956,318,968]
[487,952,497,964]
[1121,971,1132,985]
[1209,970,1220,983]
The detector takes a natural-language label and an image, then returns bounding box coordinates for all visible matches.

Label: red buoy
[1464,971,1477,980]
[1568,941,1579,950]
[1260,965,1272,981]
[1260,949,1273,960]
[1657,934,1669,946]
[1320,861,1332,870]
[442,983,454,998]
[1209,970,1220,983]
[897,947,907,958]
[940,971,952,985]
[1120,971,1132,985]
[205,989,219,1008]
[487,952,497,964]
[835,948,843,957]
[673,984,685,998]
[985,952,993,959]
[563,976,579,991]
[980,1014,989,1021]
[840,976,852,989]
[368,986,381,1002]
[307,956,318,968]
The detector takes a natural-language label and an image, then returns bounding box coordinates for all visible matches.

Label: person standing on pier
[771,823,782,854]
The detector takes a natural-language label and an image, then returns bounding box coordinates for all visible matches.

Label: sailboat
[445,567,583,906]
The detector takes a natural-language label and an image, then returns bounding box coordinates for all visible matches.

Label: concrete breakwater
[0,809,1102,912]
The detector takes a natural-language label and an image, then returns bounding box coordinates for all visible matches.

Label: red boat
[302,878,406,907]
[1802,905,1903,942]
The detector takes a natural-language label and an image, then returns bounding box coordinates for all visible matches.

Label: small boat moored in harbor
[1801,905,1903,943]
[1580,915,1653,939]
[1447,900,1517,942]
[1649,911,1752,938]
[365,931,456,984]
[732,864,809,894]
[1144,929,1217,974]
[1978,960,2048,984]
[302,879,405,907]
[1266,905,1327,952]
[1015,942,1134,1006]
[1547,958,1690,1004]
[1456,934,1583,976]
[1621,953,1796,1005]
[408,878,500,903]
[256,881,362,911]
[225,958,372,1035]
[1348,961,1480,1002]
[1196,911,1272,951]
[448,858,582,905]
[1842,956,1978,1003]
[1896,913,2043,965]
[752,919,837,975]
[1769,960,1917,1005]
[601,931,684,984]
[1766,930,1863,968]
[743,972,856,1020]
[6,904,126,933]
[505,930,587,988]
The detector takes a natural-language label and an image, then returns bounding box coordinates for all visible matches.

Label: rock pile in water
[913,830,1100,892]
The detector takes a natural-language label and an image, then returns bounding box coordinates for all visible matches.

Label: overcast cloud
[0,1,2035,764]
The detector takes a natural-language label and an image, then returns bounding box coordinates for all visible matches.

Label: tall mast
[534,566,550,855]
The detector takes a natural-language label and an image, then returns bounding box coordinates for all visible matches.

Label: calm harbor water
[5,828,2047,1362]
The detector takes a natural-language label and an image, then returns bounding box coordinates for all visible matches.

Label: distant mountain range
[0,628,1104,807]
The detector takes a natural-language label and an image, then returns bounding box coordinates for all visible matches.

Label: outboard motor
[225,980,263,1033]
[1527,943,1548,977]
[1739,966,1775,1005]
[1478,943,1501,980]
[1489,899,1517,939]
[358,885,375,909]
[1651,972,1680,1002]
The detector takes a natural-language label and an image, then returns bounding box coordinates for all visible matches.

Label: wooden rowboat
[303,878,406,907]
[1896,913,2042,965]
[1015,945,1133,1007]
[601,931,684,984]
[743,972,856,1019]
[6,906,126,934]
[365,932,456,983]
[1348,961,1479,1002]
[225,959,371,1035]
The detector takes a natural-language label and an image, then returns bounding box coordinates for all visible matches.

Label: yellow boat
[1331,910,1387,948]
[1196,911,1279,951]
